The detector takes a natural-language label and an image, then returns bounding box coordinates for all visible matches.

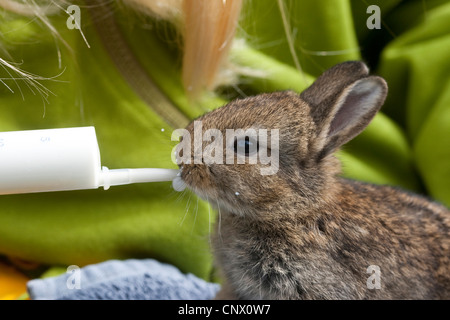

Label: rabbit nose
[179,162,207,180]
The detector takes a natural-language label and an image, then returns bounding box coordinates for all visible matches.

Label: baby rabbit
[175,61,450,299]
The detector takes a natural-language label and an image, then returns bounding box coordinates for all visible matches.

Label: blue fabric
[27,259,220,300]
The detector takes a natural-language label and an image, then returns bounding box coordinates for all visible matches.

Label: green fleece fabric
[0,7,215,278]
[0,0,449,281]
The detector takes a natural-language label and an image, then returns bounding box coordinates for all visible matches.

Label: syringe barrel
[0,127,101,195]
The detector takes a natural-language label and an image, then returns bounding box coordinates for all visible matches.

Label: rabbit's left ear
[309,76,388,161]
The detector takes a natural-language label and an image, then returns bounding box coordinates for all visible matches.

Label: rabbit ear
[308,76,388,161]
[301,61,370,107]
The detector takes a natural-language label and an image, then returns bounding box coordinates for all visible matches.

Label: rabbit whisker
[216,198,223,244]
[179,192,192,227]
[190,196,199,235]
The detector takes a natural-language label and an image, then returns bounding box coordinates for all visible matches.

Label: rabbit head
[175,61,388,220]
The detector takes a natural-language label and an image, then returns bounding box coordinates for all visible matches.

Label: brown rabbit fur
[177,61,450,299]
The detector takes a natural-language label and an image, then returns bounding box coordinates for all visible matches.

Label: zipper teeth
[88,1,190,129]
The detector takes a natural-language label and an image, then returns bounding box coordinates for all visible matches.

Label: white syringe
[0,126,180,195]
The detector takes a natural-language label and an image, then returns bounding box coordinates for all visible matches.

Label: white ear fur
[318,76,387,159]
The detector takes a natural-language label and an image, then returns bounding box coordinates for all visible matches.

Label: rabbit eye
[234,136,259,156]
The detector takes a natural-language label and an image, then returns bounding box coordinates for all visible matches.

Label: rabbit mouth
[175,164,250,217]
[176,164,216,199]
[175,165,246,216]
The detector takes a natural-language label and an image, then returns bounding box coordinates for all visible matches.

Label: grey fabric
[27,259,220,300]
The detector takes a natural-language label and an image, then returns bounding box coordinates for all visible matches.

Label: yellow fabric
[0,262,29,300]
